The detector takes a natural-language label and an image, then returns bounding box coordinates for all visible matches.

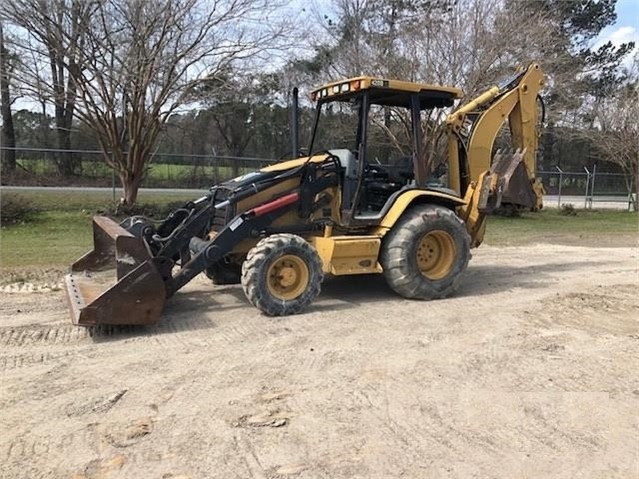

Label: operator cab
[308,77,462,225]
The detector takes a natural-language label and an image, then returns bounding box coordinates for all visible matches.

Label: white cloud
[594,25,637,48]
[608,25,637,45]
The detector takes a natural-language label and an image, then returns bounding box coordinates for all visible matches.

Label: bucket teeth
[65,274,87,326]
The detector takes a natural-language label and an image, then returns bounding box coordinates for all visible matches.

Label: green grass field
[484,209,638,247]
[14,158,266,186]
[1,190,637,268]
[3,189,198,212]
[0,190,196,267]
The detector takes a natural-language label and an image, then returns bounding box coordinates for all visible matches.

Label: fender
[373,189,465,236]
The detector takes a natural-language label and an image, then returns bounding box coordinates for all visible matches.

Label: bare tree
[4,0,93,176]
[65,0,288,205]
[590,61,639,211]
[0,20,17,173]
[308,0,555,173]
[303,0,634,178]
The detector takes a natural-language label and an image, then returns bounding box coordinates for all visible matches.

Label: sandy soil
[1,243,638,479]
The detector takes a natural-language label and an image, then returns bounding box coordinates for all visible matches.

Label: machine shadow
[88,292,225,343]
[457,259,597,296]
[314,258,597,313]
[318,275,395,303]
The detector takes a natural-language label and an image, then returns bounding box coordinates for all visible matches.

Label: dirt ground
[1,243,638,479]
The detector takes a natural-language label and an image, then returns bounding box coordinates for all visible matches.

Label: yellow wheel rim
[416,231,456,280]
[266,255,310,300]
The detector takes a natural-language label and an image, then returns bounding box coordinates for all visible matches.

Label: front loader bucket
[64,216,166,327]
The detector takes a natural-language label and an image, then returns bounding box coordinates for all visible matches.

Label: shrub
[492,204,522,217]
[0,194,40,225]
[560,203,578,216]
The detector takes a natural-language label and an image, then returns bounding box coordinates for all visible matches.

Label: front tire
[241,234,323,316]
[380,204,470,300]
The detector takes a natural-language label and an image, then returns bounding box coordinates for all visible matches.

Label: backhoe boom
[446,63,545,210]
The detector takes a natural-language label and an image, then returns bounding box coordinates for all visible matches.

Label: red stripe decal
[251,192,300,217]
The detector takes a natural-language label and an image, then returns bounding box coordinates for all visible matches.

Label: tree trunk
[118,146,148,206]
[55,126,79,176]
[0,21,16,173]
[50,30,80,176]
[119,171,142,206]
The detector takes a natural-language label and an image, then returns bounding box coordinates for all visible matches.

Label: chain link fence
[1,147,275,189]
[2,147,635,209]
[538,167,636,210]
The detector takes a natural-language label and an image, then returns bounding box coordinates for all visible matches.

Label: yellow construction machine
[65,63,545,326]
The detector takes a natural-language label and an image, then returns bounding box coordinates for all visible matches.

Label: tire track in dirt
[214,320,273,345]
[0,316,214,348]
[0,348,93,371]
[1,423,102,467]
[0,314,269,356]
[512,398,607,455]
[0,323,109,346]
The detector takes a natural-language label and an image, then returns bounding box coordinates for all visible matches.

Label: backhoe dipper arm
[445,63,545,207]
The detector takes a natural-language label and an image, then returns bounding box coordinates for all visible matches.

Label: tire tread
[241,234,323,316]
[380,205,471,300]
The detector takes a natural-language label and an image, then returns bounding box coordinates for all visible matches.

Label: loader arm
[445,63,545,210]
[64,157,340,326]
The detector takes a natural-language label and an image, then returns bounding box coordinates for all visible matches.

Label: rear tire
[380,204,470,300]
[241,234,323,316]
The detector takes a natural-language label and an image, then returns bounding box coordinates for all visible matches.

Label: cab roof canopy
[311,76,463,109]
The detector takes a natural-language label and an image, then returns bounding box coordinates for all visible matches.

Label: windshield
[309,99,360,155]
[366,104,413,163]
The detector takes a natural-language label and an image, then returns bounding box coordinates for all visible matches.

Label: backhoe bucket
[491,150,536,209]
[64,216,166,327]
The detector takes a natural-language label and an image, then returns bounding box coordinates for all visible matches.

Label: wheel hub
[279,267,297,287]
[267,255,310,300]
[416,231,456,280]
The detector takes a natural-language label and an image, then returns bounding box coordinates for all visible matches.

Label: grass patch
[1,194,40,225]
[2,190,198,213]
[484,209,638,247]
[1,211,94,267]
[0,190,199,268]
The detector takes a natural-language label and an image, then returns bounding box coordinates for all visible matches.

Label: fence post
[591,164,597,209]
[556,166,563,208]
[213,155,219,183]
[583,166,591,209]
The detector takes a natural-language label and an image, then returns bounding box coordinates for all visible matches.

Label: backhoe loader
[64,63,545,326]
